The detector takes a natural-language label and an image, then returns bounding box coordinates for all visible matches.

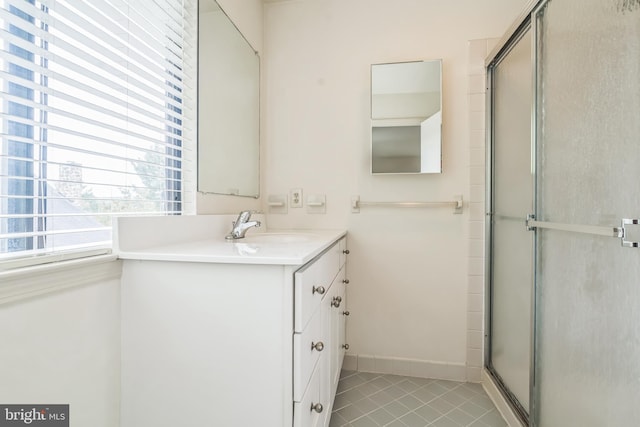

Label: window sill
[0,253,122,305]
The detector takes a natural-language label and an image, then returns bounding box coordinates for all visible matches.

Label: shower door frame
[484,0,546,425]
[487,0,640,425]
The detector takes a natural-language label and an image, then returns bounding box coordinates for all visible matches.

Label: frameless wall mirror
[198,0,260,197]
[371,60,442,174]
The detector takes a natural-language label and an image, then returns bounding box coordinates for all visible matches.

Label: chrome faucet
[225,210,261,240]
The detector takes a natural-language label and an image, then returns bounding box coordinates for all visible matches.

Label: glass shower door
[534,0,640,425]
[488,26,533,418]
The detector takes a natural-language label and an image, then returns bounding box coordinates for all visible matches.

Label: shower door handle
[525,217,638,248]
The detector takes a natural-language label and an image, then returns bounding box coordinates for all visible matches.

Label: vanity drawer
[294,361,324,427]
[294,243,340,332]
[293,304,323,402]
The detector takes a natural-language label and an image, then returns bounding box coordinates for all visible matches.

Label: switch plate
[290,188,303,208]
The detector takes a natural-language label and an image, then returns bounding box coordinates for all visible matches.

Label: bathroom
[1,0,638,426]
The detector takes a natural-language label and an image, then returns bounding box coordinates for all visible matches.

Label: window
[0,0,197,265]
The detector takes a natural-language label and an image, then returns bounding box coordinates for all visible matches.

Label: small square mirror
[370,60,442,174]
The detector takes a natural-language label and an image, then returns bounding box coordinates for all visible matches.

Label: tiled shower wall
[466,38,500,383]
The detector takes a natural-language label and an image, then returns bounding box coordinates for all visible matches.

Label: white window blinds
[0,0,197,262]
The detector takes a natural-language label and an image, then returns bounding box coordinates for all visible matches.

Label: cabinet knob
[342,279,350,284]
[312,286,325,295]
[310,402,323,413]
[342,311,350,316]
[342,344,350,350]
[343,249,350,254]
[311,341,324,352]
[331,298,341,308]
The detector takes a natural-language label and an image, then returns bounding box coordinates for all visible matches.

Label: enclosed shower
[485,0,640,425]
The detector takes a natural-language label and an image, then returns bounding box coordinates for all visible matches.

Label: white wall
[197,0,264,214]
[0,272,121,427]
[263,0,527,376]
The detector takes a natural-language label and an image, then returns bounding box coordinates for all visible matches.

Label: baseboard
[481,368,526,427]
[343,353,467,382]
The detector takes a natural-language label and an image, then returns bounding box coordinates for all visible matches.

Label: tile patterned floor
[330,371,507,427]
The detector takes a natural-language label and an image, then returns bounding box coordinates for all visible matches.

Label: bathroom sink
[239,232,317,244]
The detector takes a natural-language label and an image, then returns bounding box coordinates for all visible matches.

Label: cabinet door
[295,244,341,332]
[331,268,347,393]
[293,305,324,402]
[318,267,348,418]
[294,260,323,332]
[294,363,323,427]
[319,279,336,424]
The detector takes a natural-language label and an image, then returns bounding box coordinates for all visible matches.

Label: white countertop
[115,215,346,265]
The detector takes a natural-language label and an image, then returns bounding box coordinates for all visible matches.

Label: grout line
[332,371,506,426]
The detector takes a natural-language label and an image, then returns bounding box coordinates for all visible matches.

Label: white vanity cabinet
[293,238,348,427]
[120,234,348,427]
